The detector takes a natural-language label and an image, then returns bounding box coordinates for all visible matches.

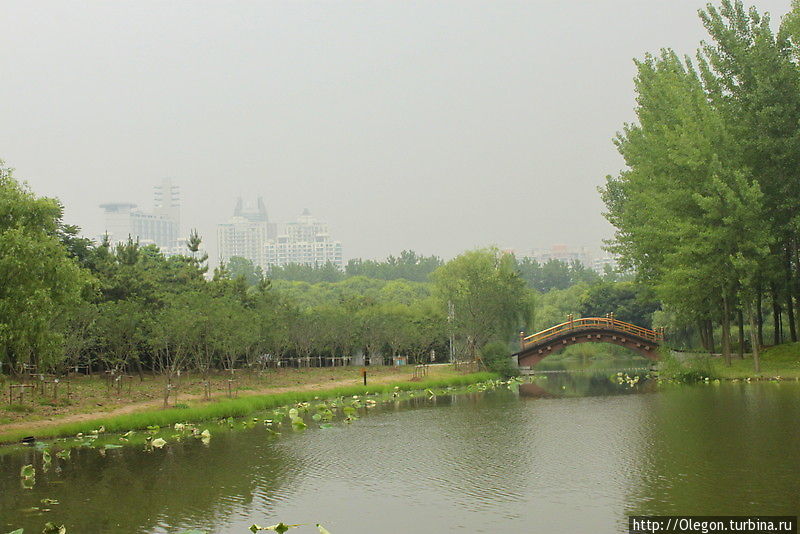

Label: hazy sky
[0,0,791,262]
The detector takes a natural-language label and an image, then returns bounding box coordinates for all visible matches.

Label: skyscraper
[217,203,343,270]
[99,178,181,251]
[217,196,277,268]
[265,209,343,269]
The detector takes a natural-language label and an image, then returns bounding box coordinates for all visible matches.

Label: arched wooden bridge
[513,316,664,368]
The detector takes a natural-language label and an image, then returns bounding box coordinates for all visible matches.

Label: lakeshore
[0,366,493,444]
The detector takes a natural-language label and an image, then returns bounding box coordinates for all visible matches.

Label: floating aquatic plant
[250,523,301,533]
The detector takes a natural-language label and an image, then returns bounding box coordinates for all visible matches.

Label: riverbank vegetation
[0,365,465,427]
[0,371,496,445]
[602,0,800,371]
[0,156,658,389]
[661,343,800,381]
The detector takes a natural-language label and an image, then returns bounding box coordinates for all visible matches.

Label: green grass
[3,403,34,414]
[709,342,800,379]
[0,372,496,445]
[660,342,800,380]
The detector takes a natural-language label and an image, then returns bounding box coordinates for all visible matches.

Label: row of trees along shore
[602,0,800,371]
[1,157,666,379]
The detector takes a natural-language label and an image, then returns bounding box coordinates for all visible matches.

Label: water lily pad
[20,465,35,479]
[291,420,307,430]
[250,523,301,533]
[151,438,167,449]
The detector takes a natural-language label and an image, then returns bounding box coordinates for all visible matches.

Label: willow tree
[432,248,527,360]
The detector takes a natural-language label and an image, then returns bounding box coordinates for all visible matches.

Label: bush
[481,341,519,379]
[658,350,716,383]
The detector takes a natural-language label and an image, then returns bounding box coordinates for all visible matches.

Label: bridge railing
[521,317,663,348]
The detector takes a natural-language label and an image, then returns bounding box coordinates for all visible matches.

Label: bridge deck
[521,317,663,350]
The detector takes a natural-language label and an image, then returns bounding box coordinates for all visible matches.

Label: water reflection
[0,430,301,533]
[1,375,798,534]
[522,369,655,398]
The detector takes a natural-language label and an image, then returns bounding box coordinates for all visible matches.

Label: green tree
[432,248,526,360]
[580,282,660,328]
[699,0,800,344]
[0,161,90,373]
[227,256,265,287]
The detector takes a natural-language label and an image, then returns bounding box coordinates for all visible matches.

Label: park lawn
[709,342,800,379]
[0,368,493,444]
[0,364,461,427]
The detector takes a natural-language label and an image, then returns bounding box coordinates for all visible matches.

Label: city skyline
[5,1,790,264]
[98,178,615,266]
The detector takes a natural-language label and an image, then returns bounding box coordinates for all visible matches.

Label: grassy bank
[0,365,439,426]
[0,371,496,445]
[660,342,800,380]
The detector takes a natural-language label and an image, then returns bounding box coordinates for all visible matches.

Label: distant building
[265,209,343,269]
[217,202,343,270]
[530,244,593,267]
[99,178,181,251]
[217,197,277,268]
[528,244,618,274]
[592,256,618,273]
[153,178,181,230]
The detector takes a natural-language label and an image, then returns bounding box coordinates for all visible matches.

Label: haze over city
[0,0,790,262]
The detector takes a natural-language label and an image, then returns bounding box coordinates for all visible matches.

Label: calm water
[1,373,799,533]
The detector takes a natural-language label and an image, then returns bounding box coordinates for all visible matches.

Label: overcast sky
[0,0,791,262]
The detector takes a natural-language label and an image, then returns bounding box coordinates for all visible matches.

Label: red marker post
[360,367,367,386]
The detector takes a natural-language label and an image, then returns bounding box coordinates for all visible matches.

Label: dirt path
[0,373,420,435]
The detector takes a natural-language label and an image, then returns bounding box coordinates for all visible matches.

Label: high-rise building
[530,244,592,266]
[153,178,180,230]
[528,244,618,274]
[265,209,343,269]
[217,203,343,270]
[217,197,277,268]
[99,178,181,250]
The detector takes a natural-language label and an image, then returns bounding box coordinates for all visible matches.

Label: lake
[1,371,799,533]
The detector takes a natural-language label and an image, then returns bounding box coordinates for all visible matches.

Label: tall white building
[265,209,343,269]
[217,203,343,270]
[217,197,277,268]
[530,244,593,266]
[528,244,618,274]
[100,178,181,250]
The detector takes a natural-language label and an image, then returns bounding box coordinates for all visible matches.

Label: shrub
[658,350,716,383]
[481,341,519,379]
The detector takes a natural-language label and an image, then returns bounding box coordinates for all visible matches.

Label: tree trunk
[737,307,745,359]
[793,241,800,343]
[786,292,797,343]
[707,319,715,354]
[756,290,764,348]
[771,284,782,345]
[135,359,145,381]
[747,299,760,374]
[721,293,732,366]
[784,249,798,342]
[698,319,708,351]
